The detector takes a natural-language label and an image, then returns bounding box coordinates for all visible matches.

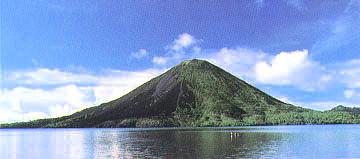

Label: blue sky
[1,0,360,123]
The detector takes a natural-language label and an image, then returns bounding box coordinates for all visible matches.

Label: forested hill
[1,59,360,128]
[329,105,360,115]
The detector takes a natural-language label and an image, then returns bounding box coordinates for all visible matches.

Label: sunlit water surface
[1,125,360,159]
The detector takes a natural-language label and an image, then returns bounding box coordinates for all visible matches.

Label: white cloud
[153,33,201,65]
[130,49,148,59]
[6,68,97,85]
[0,85,94,122]
[0,107,48,123]
[201,47,266,80]
[255,49,309,84]
[254,49,329,91]
[0,68,162,123]
[152,56,169,65]
[169,33,198,51]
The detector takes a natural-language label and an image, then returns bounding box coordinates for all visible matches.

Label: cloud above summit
[254,49,331,91]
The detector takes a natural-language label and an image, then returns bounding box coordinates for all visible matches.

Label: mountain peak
[330,105,360,115]
[178,59,212,68]
[181,59,207,64]
[332,105,346,110]
[174,59,219,75]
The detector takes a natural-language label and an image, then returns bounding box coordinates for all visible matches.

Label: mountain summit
[3,59,359,128]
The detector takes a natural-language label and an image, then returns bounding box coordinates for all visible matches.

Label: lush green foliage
[3,110,359,128]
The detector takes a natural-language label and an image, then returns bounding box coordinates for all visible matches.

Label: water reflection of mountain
[87,129,292,158]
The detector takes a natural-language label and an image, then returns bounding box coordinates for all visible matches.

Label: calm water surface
[1,125,360,159]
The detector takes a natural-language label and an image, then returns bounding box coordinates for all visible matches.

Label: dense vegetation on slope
[330,105,360,116]
[1,59,360,128]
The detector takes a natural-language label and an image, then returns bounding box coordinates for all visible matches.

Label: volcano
[1,59,318,128]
